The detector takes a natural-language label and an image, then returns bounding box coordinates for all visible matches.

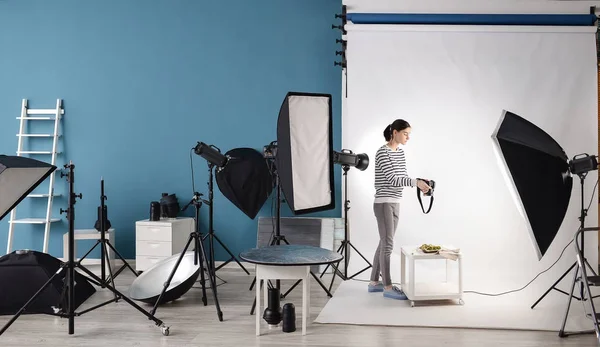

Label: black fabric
[0,155,57,221]
[495,111,572,258]
[275,91,336,215]
[276,94,295,212]
[0,250,96,315]
[216,148,274,219]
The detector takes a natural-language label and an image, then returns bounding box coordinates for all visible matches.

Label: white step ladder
[6,99,64,254]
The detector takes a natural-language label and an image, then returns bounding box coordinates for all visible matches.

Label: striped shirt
[374,145,417,203]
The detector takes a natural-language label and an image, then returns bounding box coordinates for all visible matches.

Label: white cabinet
[135,217,194,272]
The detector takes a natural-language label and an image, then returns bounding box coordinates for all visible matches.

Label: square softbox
[0,155,57,221]
[276,92,335,214]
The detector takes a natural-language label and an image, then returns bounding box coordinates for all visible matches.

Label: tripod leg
[249,276,256,291]
[212,233,250,274]
[250,278,266,315]
[320,241,345,278]
[105,241,139,278]
[327,260,344,293]
[559,265,583,337]
[102,242,118,301]
[346,241,373,280]
[196,235,208,306]
[150,234,195,316]
[198,233,223,321]
[531,262,579,309]
[311,271,333,297]
[75,265,169,334]
[0,264,67,335]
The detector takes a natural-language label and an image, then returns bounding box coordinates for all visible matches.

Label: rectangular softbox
[276,92,335,214]
[0,155,57,221]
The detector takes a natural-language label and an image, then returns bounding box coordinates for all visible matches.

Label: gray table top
[239,245,343,266]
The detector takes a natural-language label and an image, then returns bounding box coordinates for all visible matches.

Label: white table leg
[458,256,463,294]
[401,251,406,289]
[306,270,311,321]
[256,278,261,336]
[302,272,308,335]
[409,256,415,297]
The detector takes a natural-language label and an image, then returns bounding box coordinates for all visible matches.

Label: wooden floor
[0,264,598,347]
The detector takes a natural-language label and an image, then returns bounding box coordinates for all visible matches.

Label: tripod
[248,162,338,315]
[0,162,170,336]
[203,163,249,275]
[531,173,599,311]
[78,178,138,296]
[320,165,372,291]
[150,191,223,322]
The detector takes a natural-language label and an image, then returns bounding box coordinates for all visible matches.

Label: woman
[368,119,431,300]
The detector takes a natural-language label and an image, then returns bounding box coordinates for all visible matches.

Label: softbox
[0,250,96,315]
[0,155,57,221]
[216,148,274,219]
[276,92,335,214]
[491,110,573,260]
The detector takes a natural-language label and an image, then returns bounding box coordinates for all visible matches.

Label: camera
[418,179,435,196]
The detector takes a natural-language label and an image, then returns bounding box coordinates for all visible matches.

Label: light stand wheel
[161,325,170,336]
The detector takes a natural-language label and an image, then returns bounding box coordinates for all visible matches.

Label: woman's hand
[417,179,432,193]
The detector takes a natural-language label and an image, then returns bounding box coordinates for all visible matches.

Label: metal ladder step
[26,109,64,115]
[27,193,62,198]
[9,218,61,224]
[16,151,61,155]
[17,134,61,138]
[16,116,56,120]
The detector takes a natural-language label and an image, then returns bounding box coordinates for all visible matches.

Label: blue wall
[0,0,343,260]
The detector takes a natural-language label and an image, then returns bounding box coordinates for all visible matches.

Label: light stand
[248,156,338,315]
[193,142,249,275]
[0,162,170,337]
[149,191,223,322]
[320,164,372,290]
[552,171,600,339]
[559,224,600,341]
[531,170,599,310]
[77,178,138,295]
[204,162,249,275]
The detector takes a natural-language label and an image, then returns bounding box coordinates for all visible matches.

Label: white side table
[63,228,115,274]
[239,245,343,336]
[400,245,463,307]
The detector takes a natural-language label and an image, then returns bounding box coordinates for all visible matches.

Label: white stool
[400,245,463,307]
[255,265,311,336]
[63,228,115,274]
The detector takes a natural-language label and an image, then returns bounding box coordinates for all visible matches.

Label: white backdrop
[342,23,598,304]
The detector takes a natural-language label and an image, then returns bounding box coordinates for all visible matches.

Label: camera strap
[417,189,434,214]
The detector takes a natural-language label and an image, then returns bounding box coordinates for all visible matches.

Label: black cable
[189,148,196,194]
[463,176,598,297]
[351,176,600,297]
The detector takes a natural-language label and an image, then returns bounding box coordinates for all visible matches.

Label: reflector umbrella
[215,148,274,219]
[491,110,573,260]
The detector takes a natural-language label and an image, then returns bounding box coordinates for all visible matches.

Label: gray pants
[370,202,400,286]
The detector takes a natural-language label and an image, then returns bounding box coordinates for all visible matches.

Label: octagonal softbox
[215,148,274,219]
[492,110,573,260]
[276,92,335,215]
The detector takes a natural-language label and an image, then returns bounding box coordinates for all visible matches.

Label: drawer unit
[135,217,194,272]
